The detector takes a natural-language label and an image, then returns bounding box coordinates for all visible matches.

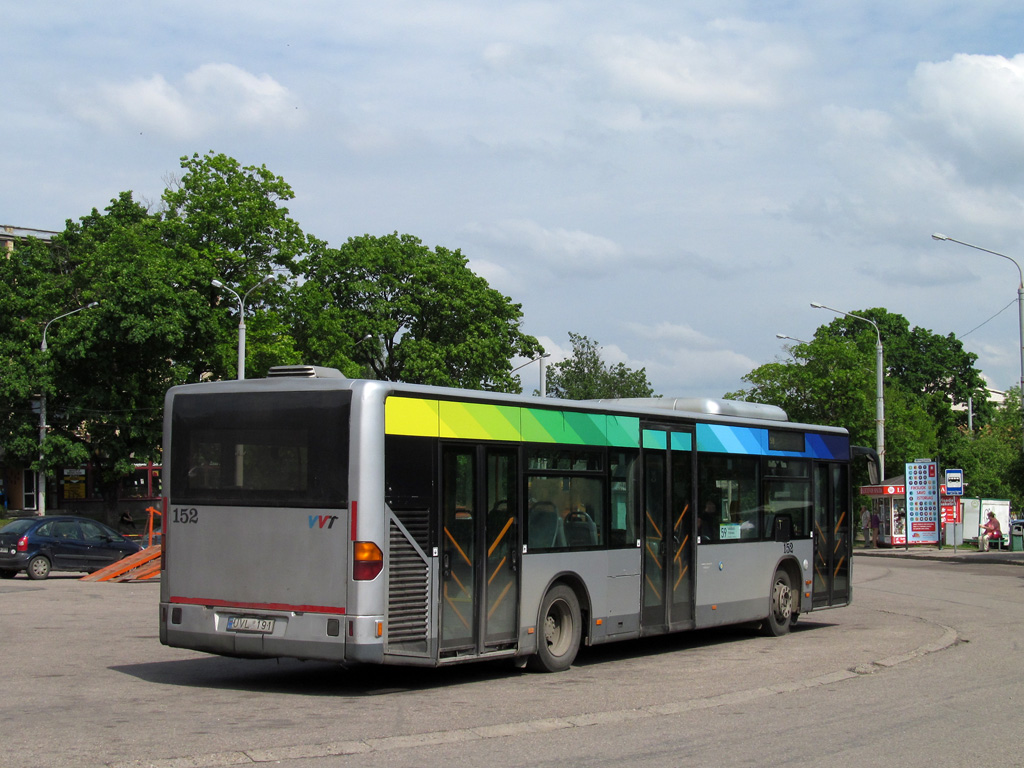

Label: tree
[943,388,1024,510]
[2,154,555,510]
[545,333,656,400]
[728,309,989,478]
[162,151,310,380]
[0,194,222,500]
[289,232,541,391]
[0,153,314,506]
[0,234,90,474]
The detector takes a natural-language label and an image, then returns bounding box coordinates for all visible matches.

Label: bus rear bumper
[160,602,349,663]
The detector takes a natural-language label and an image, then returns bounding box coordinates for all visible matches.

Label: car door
[49,520,89,569]
[80,521,127,569]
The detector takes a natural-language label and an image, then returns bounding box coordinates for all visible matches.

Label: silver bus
[160,366,863,672]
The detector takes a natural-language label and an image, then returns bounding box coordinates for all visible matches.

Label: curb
[854,549,1024,566]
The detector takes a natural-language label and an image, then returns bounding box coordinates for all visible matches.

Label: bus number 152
[173,508,199,524]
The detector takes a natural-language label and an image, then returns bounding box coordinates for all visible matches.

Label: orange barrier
[144,505,162,549]
[80,545,161,582]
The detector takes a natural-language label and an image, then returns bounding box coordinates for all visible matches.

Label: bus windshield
[170,390,350,508]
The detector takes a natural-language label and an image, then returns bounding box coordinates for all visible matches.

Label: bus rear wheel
[528,584,581,672]
[762,569,793,637]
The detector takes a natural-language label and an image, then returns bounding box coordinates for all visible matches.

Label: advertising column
[905,459,940,545]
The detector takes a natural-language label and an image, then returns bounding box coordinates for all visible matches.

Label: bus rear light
[353,541,383,581]
[16,536,27,553]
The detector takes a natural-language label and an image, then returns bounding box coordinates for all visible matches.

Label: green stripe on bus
[642,429,667,450]
[439,401,521,441]
[386,396,640,447]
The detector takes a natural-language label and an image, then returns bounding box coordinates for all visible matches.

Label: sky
[5,1,1024,399]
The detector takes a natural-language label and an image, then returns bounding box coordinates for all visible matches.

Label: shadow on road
[573,618,837,669]
[110,619,837,696]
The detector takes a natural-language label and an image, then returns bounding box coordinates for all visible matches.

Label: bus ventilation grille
[387,519,430,650]
[266,365,344,378]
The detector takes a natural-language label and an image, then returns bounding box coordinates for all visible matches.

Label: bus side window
[610,450,638,548]
[526,475,603,551]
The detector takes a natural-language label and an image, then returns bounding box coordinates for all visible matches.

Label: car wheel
[0,569,17,579]
[27,556,51,581]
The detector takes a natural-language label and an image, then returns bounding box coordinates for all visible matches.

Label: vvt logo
[309,514,340,529]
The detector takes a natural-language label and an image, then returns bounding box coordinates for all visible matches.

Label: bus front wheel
[762,569,793,636]
[529,585,581,672]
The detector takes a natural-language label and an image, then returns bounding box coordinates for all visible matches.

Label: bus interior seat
[528,502,566,549]
[564,510,598,546]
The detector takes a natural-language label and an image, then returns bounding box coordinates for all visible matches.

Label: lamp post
[212,276,274,380]
[811,302,886,480]
[776,333,811,344]
[511,353,552,397]
[932,233,1024,453]
[38,302,99,515]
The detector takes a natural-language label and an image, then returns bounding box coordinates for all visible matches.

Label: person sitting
[119,510,137,533]
[979,511,1002,552]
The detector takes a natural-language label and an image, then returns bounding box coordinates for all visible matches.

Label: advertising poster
[905,460,940,544]
[62,468,86,500]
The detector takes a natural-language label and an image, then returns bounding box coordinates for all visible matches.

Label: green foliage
[290,232,541,391]
[546,333,656,400]
[1,152,655,508]
[0,153,315,502]
[728,308,1015,495]
[163,151,313,380]
[162,151,309,279]
[946,388,1023,510]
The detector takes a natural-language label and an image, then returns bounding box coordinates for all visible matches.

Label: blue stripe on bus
[697,424,847,459]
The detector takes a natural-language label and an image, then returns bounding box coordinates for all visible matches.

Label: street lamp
[212,275,274,380]
[38,301,99,515]
[932,233,1024,453]
[511,353,552,397]
[811,302,886,480]
[776,333,811,344]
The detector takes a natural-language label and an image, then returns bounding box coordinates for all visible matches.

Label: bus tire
[762,568,793,637]
[528,584,581,672]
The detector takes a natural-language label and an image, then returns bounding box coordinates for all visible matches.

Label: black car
[0,516,142,580]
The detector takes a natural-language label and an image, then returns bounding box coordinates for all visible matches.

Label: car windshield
[0,519,36,536]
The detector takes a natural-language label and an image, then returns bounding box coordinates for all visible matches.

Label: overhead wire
[958,299,1017,339]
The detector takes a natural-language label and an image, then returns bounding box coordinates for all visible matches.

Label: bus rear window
[170,390,350,508]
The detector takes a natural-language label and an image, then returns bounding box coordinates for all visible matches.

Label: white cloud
[785,53,1024,251]
[67,63,302,139]
[592,23,805,110]
[626,321,722,350]
[909,53,1024,177]
[466,219,625,277]
[621,321,759,395]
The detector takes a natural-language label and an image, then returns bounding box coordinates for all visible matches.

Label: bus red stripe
[350,500,358,541]
[169,596,345,614]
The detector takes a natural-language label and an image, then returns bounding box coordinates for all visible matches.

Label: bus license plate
[226,616,275,633]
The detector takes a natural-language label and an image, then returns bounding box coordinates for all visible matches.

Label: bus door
[440,445,519,656]
[812,462,851,607]
[641,427,695,633]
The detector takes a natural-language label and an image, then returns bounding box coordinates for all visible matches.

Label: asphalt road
[1,554,1021,768]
